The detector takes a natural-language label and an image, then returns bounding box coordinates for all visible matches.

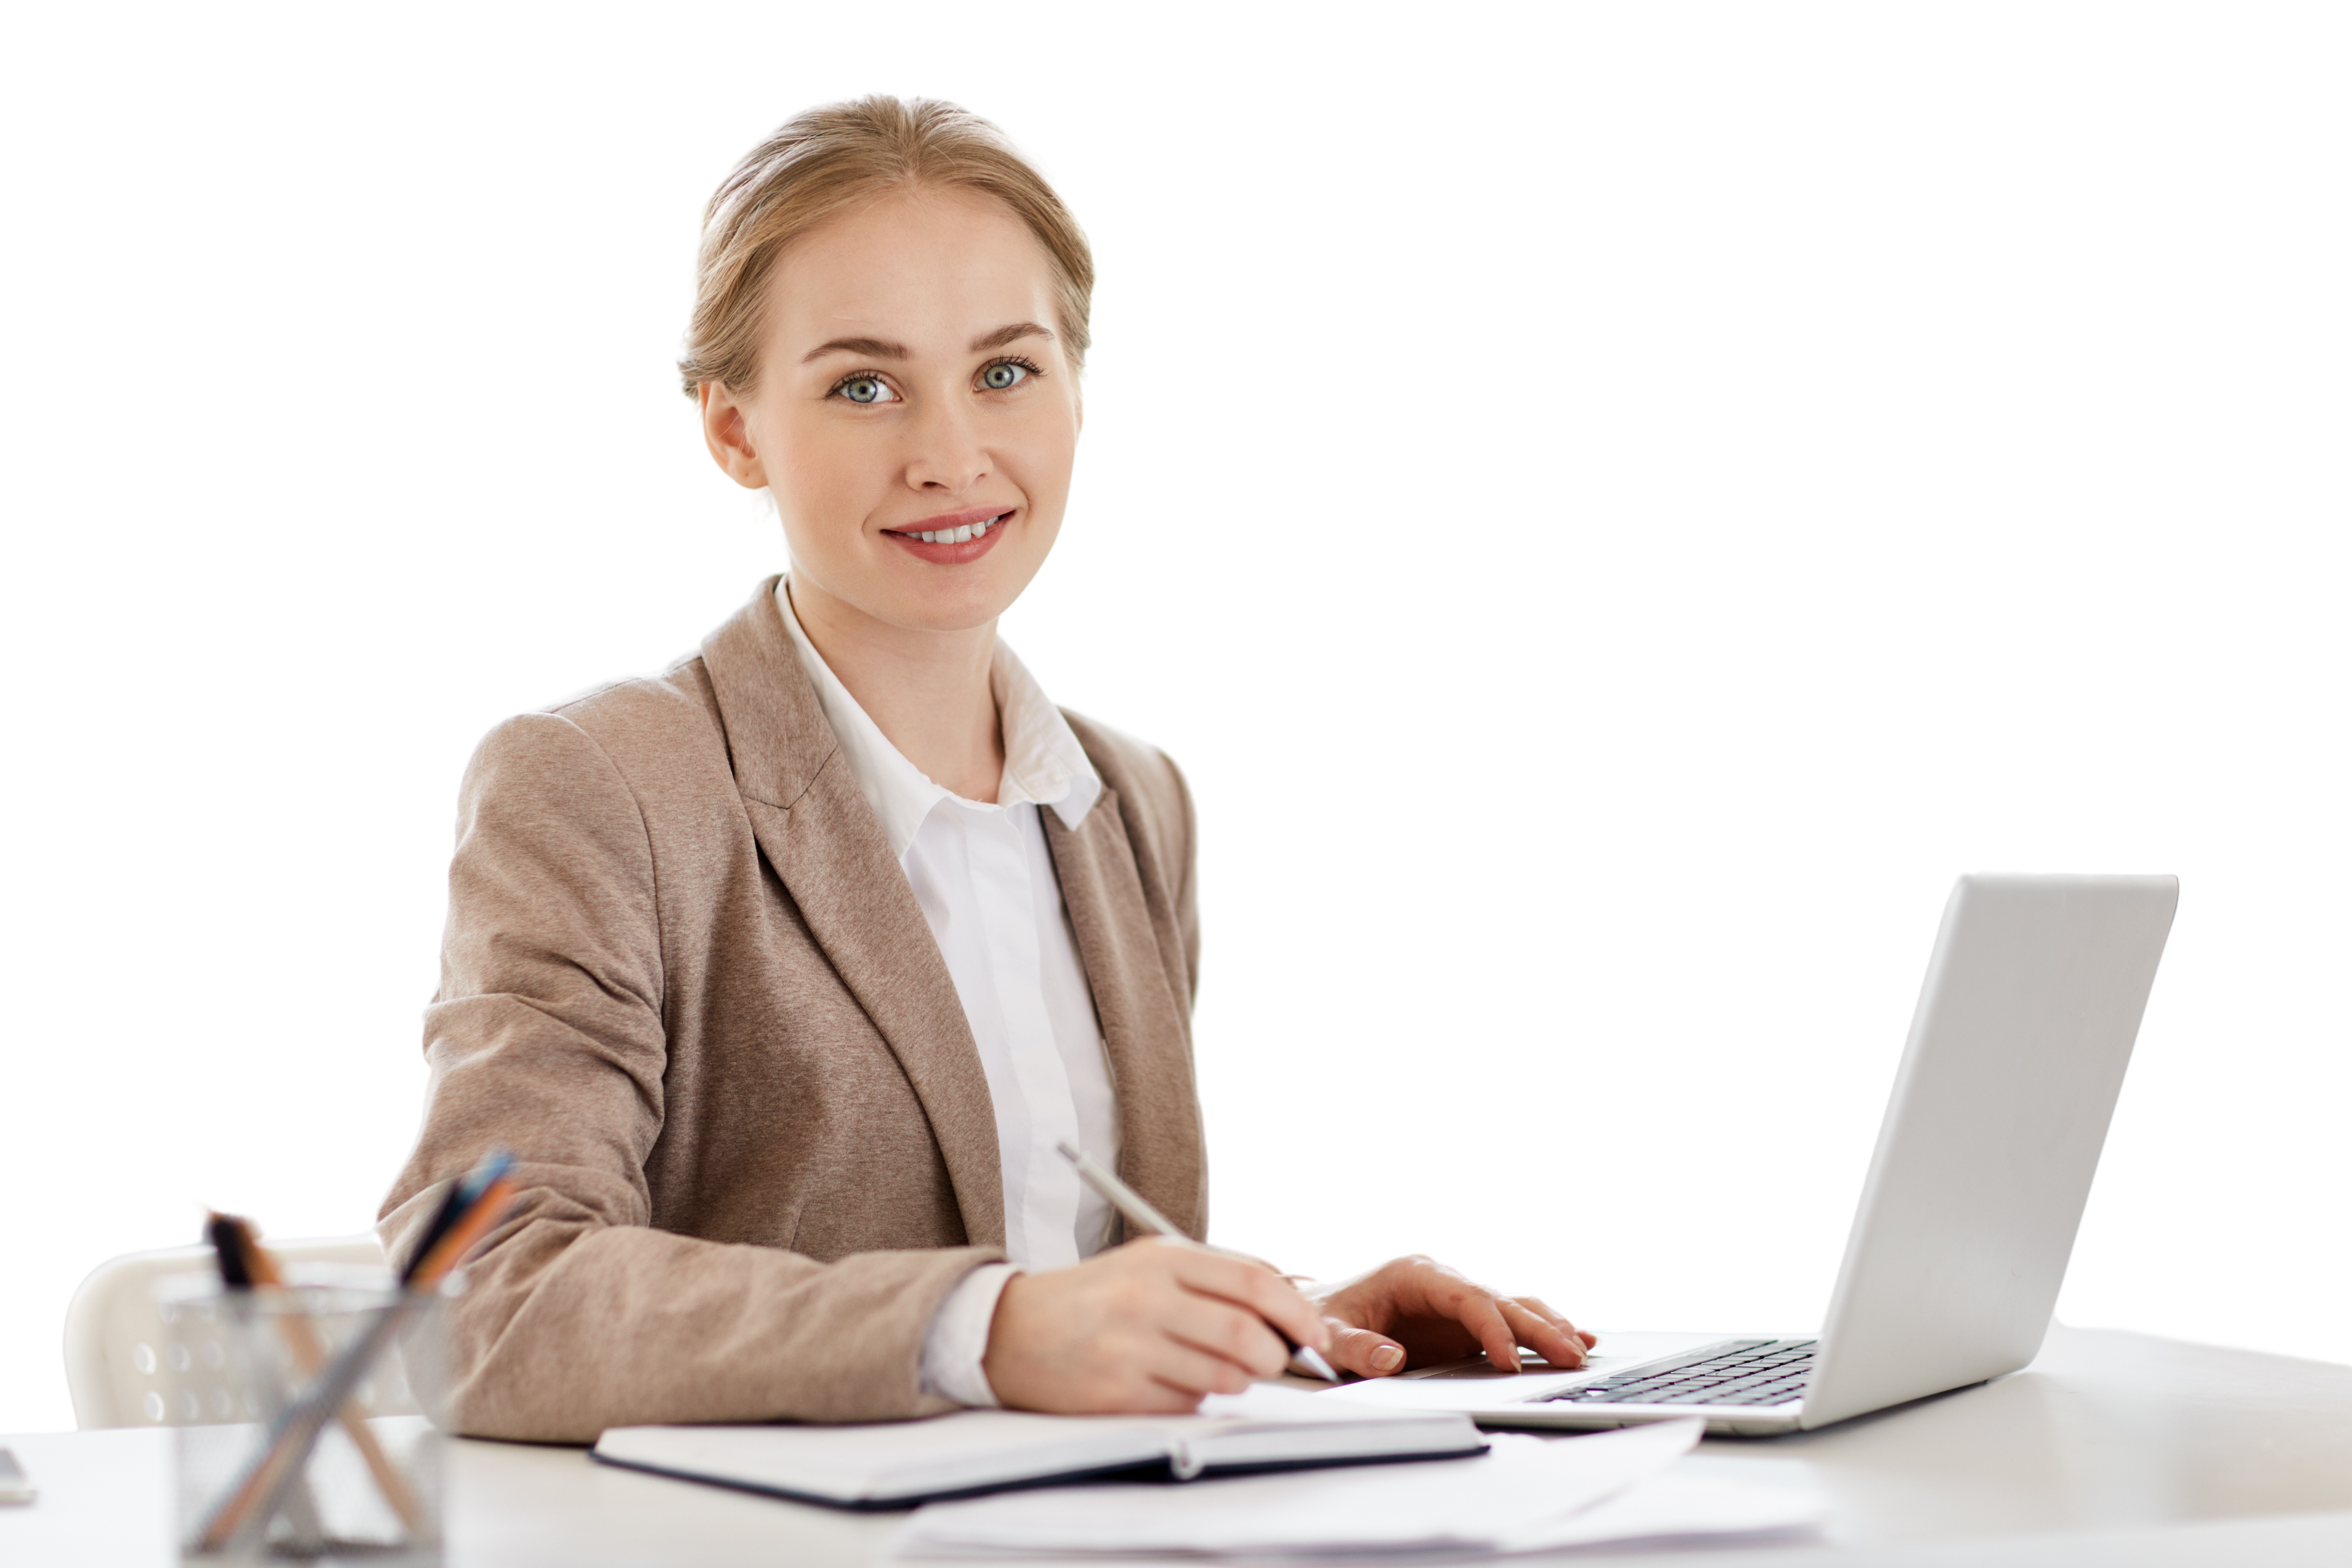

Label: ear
[699,382,768,490]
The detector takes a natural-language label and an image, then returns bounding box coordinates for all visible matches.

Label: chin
[790,529,1051,635]
[872,571,1027,634]
[887,551,1047,631]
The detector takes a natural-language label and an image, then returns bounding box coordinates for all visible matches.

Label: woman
[382,96,1591,1443]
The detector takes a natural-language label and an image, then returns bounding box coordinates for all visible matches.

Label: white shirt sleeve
[919,1262,1019,1408]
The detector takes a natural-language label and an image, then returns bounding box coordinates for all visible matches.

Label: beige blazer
[379,578,1205,1443]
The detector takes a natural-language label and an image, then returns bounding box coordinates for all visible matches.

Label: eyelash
[824,357,1045,402]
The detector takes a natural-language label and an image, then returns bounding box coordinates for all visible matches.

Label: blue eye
[980,361,1031,391]
[839,375,890,404]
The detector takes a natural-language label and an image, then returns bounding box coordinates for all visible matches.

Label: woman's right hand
[982,1237,1331,1412]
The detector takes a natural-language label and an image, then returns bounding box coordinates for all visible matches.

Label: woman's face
[702,187,1082,635]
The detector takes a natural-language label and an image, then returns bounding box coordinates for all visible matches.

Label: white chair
[64,1235,419,1429]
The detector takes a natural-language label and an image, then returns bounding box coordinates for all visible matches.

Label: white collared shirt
[776,582,1119,1404]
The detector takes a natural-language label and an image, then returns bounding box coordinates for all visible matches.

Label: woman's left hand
[1310,1255,1595,1378]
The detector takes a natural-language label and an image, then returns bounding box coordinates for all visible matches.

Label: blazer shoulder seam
[534,648,706,719]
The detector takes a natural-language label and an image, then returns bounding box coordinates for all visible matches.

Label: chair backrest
[64,1234,416,1429]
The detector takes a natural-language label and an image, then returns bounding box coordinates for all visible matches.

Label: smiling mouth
[888,511,1010,545]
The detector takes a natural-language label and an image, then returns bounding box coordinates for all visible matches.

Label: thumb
[1325,1320,1408,1378]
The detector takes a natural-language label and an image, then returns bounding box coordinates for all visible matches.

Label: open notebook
[592,1385,1487,1508]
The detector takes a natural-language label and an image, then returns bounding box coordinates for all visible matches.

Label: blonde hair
[679,96,1094,399]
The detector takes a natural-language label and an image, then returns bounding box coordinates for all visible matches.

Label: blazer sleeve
[1167,749,1200,1006]
[379,712,998,1443]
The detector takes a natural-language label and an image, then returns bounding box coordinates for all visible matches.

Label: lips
[884,506,1015,564]
[893,510,1006,545]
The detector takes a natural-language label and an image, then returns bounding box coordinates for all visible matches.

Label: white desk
[9,1327,2352,1566]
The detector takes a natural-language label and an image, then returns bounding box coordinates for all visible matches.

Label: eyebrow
[802,335,910,364]
[969,321,1053,353]
[798,323,1054,365]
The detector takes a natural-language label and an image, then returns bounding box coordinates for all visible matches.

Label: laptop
[1323,874,2178,1437]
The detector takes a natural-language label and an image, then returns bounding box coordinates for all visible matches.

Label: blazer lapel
[1046,791,1209,1241]
[699,580,1007,1250]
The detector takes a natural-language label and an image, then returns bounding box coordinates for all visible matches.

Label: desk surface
[9,1327,2352,1566]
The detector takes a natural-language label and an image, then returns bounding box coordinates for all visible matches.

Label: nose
[903,393,989,494]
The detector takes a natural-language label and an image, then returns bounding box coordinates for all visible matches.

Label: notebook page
[1181,1383,1486,1475]
[594,1385,1480,1504]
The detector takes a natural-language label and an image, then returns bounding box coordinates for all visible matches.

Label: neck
[786,573,1005,804]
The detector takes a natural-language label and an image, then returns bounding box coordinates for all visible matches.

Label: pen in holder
[181,1150,514,1564]
[171,1281,448,1564]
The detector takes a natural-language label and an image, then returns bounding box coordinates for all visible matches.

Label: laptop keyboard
[1544,1338,1816,1408]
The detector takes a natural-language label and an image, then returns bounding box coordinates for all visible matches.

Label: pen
[208,1213,425,1535]
[199,1150,517,1553]
[1055,1141,1343,1383]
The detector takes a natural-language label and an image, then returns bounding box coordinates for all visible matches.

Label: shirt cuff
[919,1262,1018,1408]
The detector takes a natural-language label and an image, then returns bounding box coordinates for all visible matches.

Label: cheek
[764,412,888,537]
[1005,409,1082,510]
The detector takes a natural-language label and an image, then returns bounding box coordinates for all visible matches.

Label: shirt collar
[775,579,1101,860]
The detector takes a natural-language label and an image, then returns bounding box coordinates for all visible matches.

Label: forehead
[768,187,1059,351]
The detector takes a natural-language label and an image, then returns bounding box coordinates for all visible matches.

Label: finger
[1202,1243,1285,1274]
[1501,1295,1585,1360]
[1450,1292,1524,1374]
[1373,1260,1515,1373]
[1132,1385,1210,1413]
[1161,1294,1292,1380]
[1142,1377,1212,1411]
[1511,1296,1598,1350]
[1325,1319,1408,1378]
[1372,1256,1516,1333]
[1144,1333,1267,1399]
[1514,1295,1573,1331]
[1167,1248,1328,1350]
[1499,1298,1587,1368]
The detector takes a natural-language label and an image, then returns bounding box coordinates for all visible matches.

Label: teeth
[909,514,1004,545]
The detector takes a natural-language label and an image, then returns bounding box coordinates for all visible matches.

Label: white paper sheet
[1493,1470,1824,1555]
[891,1418,1818,1557]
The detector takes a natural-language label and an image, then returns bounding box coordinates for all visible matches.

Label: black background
[4,64,2333,1439]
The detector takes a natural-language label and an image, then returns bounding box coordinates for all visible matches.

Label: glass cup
[167,1281,447,1564]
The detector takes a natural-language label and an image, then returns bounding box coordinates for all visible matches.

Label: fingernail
[1372,1345,1404,1372]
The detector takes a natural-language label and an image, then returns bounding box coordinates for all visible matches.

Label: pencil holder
[167,1282,448,1564]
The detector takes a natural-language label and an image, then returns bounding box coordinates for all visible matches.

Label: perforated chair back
[64,1234,415,1429]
